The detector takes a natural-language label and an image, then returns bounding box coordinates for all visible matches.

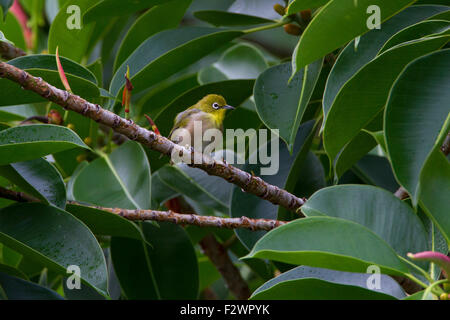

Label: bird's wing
[168,108,202,140]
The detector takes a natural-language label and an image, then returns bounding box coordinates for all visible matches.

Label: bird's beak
[222,105,235,110]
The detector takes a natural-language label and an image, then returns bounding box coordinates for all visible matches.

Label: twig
[0,62,306,214]
[81,204,287,231]
[199,234,251,300]
[0,41,26,60]
[0,186,40,203]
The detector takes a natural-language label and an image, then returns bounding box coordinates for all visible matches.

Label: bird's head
[195,94,234,123]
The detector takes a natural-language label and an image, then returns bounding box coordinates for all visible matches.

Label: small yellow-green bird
[169,94,234,151]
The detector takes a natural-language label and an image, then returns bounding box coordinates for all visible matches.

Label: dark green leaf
[251,266,405,300]
[111,222,198,299]
[0,125,88,165]
[194,10,274,27]
[286,0,330,14]
[246,216,409,275]
[73,141,151,209]
[0,272,64,300]
[0,203,108,295]
[0,158,66,209]
[254,61,322,151]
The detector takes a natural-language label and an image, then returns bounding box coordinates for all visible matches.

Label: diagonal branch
[0,61,306,214]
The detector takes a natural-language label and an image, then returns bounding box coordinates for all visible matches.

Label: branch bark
[0,41,26,60]
[199,234,251,300]
[0,61,306,214]
[0,186,40,203]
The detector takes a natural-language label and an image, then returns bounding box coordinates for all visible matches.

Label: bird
[168,94,234,152]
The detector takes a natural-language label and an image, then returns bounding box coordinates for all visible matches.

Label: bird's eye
[212,102,220,109]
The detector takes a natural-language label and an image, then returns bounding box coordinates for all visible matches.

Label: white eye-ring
[212,102,220,109]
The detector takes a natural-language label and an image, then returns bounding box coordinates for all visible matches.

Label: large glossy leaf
[254,61,322,151]
[323,35,449,163]
[302,185,429,260]
[83,0,166,23]
[111,222,198,299]
[109,27,243,105]
[323,5,448,119]
[114,0,192,72]
[385,49,449,206]
[292,0,416,74]
[251,266,406,300]
[194,10,274,27]
[286,0,330,14]
[0,125,88,165]
[48,0,100,62]
[0,0,13,20]
[73,140,151,209]
[0,272,64,300]
[0,12,26,49]
[198,43,268,84]
[8,54,98,84]
[246,216,409,275]
[0,203,108,295]
[0,158,66,209]
[231,121,316,250]
[380,19,450,53]
[66,203,144,241]
[419,150,450,243]
[150,170,179,208]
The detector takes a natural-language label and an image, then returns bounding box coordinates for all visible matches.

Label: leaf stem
[422,279,448,300]
[399,255,434,284]
[244,17,292,34]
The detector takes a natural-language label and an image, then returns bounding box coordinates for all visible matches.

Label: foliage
[0,0,448,300]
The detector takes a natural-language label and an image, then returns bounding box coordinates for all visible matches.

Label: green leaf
[72,141,151,209]
[231,121,316,250]
[322,5,450,122]
[114,0,192,72]
[83,0,166,24]
[0,12,25,49]
[109,27,243,105]
[150,170,179,208]
[0,125,88,165]
[0,30,12,44]
[286,0,330,14]
[385,49,450,206]
[199,43,268,84]
[419,150,450,243]
[66,203,145,241]
[0,203,108,295]
[0,0,13,20]
[380,19,450,53]
[0,272,64,300]
[353,155,399,193]
[292,0,416,74]
[48,0,100,62]
[111,222,198,299]
[194,10,274,27]
[324,35,449,164]
[138,73,199,118]
[254,61,322,151]
[0,158,66,209]
[302,185,429,259]
[8,54,98,84]
[251,266,405,300]
[246,216,409,275]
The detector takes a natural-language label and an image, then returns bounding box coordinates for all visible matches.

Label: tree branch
[0,186,40,203]
[0,41,26,60]
[0,187,286,231]
[199,234,251,300]
[0,61,306,214]
[82,203,287,231]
